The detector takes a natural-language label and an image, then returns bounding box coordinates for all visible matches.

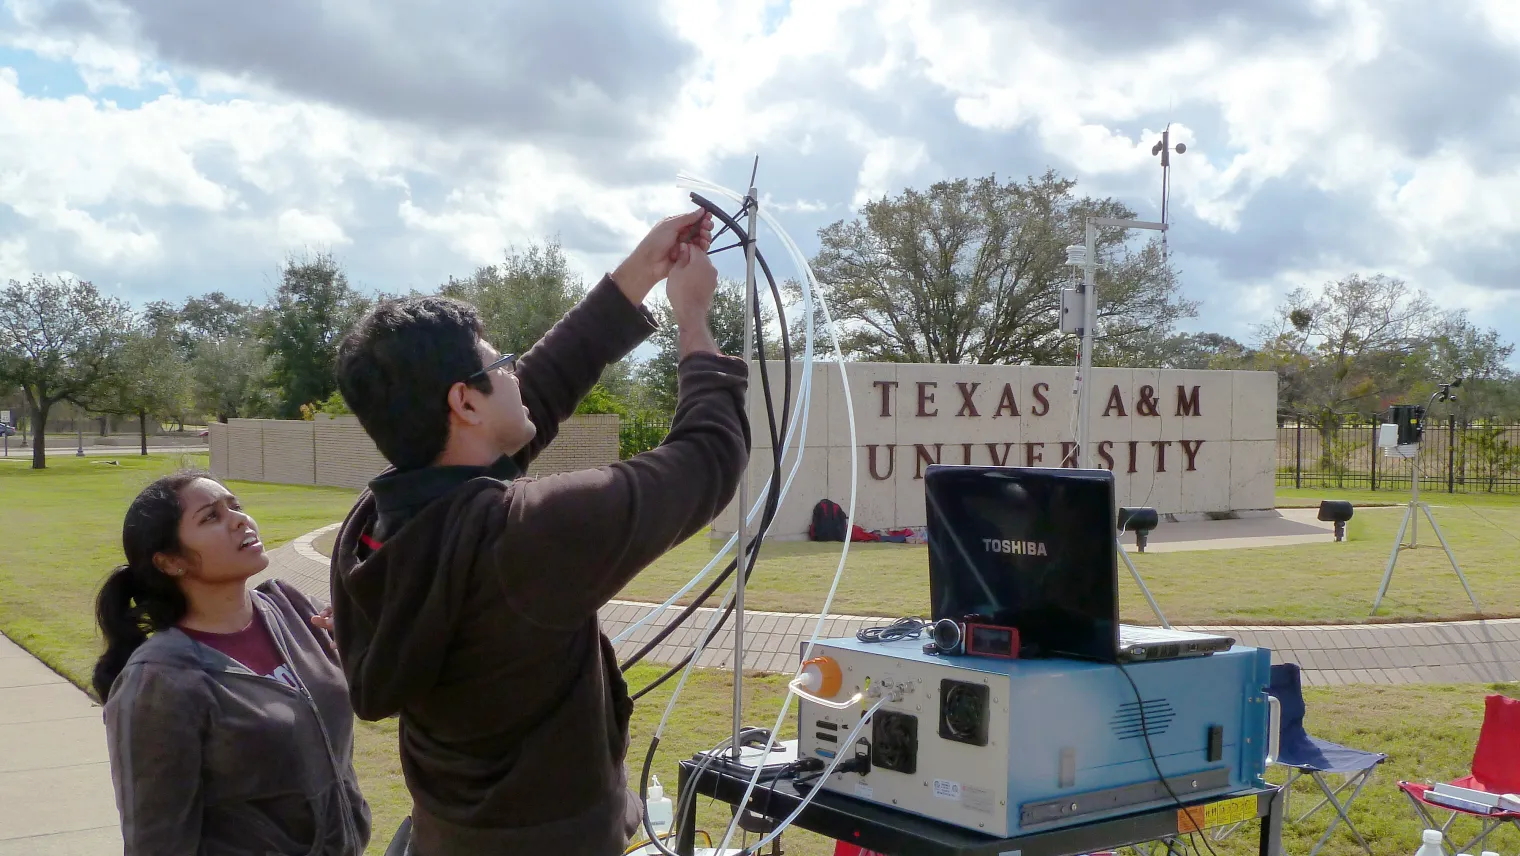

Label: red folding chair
[1399,693,1520,855]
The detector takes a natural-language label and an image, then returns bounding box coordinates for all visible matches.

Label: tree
[637,279,778,415]
[1098,330,1255,370]
[1417,313,1515,421]
[439,239,587,357]
[262,253,369,419]
[90,325,193,455]
[0,275,133,468]
[1255,273,1438,449]
[193,336,276,422]
[146,292,261,363]
[809,170,1197,364]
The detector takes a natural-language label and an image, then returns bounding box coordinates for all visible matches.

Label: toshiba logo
[983,538,1049,556]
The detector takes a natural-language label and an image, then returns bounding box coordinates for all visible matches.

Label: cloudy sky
[3,0,1519,355]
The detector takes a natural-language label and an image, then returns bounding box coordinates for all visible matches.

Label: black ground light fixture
[1317,500,1354,542]
[1118,506,1159,553]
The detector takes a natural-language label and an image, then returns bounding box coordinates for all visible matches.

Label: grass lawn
[614,494,1520,625]
[0,453,359,685]
[1275,486,1520,509]
[1,458,1516,855]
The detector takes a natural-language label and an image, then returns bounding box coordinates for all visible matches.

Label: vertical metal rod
[1448,413,1456,493]
[1076,218,1097,468]
[1411,451,1420,547]
[1295,422,1302,489]
[732,182,759,759]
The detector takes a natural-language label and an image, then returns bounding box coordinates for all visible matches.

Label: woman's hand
[311,606,334,633]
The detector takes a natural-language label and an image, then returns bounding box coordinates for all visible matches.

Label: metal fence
[1277,415,1520,493]
[619,416,671,459]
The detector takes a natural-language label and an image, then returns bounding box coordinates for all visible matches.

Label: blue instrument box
[795,637,1275,837]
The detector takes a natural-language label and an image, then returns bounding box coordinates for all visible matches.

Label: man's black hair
[337,296,493,470]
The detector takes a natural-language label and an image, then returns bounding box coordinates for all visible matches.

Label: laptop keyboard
[1119,625,1189,644]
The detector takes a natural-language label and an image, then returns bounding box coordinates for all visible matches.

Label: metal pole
[1411,449,1419,548]
[732,182,759,759]
[1076,219,1096,468]
[1295,422,1302,489]
[1370,422,1377,491]
[1074,217,1165,470]
[1448,414,1456,493]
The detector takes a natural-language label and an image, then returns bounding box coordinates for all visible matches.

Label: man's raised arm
[490,242,751,626]
[509,210,714,468]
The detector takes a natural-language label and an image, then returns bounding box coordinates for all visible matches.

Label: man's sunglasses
[467,352,517,383]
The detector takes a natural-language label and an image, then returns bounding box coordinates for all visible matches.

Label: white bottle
[1415,829,1445,856]
[647,774,674,841]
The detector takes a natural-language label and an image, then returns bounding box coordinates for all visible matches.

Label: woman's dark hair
[336,295,491,470]
[91,471,208,701]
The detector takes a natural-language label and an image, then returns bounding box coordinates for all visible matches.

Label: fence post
[1370,421,1378,491]
[1294,421,1302,489]
[1448,414,1456,493]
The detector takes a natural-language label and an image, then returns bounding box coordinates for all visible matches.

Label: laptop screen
[924,464,1118,662]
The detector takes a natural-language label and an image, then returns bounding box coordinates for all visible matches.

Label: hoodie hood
[330,477,506,721]
[367,455,521,542]
[126,584,303,674]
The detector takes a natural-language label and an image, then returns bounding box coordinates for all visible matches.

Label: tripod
[1118,540,1171,628]
[1370,449,1482,616]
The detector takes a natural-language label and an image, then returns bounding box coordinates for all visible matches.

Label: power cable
[618,191,792,675]
[629,170,861,856]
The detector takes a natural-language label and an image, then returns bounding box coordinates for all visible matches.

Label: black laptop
[923,464,1234,663]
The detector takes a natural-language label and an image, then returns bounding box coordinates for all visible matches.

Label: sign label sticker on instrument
[933,779,962,801]
[855,783,873,799]
[1178,795,1256,832]
[962,785,994,814]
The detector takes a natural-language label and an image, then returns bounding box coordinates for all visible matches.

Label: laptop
[923,464,1234,663]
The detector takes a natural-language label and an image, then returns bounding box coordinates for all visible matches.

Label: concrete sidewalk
[0,633,119,855]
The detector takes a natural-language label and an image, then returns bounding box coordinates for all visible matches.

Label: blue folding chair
[1265,662,1386,856]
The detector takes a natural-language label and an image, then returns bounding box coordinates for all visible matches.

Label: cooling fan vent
[1111,698,1175,740]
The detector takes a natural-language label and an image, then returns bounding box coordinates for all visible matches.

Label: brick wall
[209,424,229,479]
[210,414,622,489]
[532,414,621,476]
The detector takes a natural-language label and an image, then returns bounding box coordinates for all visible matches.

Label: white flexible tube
[643,172,823,750]
[677,173,861,855]
[741,697,889,855]
[632,174,827,855]
[612,189,820,645]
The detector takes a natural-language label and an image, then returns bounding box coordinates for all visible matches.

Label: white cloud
[2,0,1520,354]
[276,209,349,248]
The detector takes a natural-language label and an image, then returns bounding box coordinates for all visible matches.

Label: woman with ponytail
[96,471,371,855]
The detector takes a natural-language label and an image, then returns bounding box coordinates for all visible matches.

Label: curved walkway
[265,529,1520,688]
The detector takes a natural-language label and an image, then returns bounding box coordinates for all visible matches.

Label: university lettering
[868,382,1204,419]
[861,440,1208,479]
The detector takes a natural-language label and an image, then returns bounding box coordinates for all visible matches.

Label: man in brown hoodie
[328,209,750,855]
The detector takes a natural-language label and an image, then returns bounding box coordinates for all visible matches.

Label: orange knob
[799,656,843,699]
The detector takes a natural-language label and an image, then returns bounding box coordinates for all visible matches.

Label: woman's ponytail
[91,472,203,701]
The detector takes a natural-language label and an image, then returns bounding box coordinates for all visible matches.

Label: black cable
[670,728,773,849]
[856,616,931,644]
[619,190,795,675]
[627,186,806,856]
[1114,661,1220,856]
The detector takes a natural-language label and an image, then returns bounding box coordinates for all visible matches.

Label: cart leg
[676,765,696,856]
[1260,787,1285,856]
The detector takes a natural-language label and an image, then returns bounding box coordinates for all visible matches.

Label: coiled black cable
[631,186,808,856]
[618,190,794,678]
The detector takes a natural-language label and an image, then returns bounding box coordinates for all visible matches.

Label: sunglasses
[467,352,517,383]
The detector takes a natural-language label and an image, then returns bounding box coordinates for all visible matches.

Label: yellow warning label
[1177,795,1257,833]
